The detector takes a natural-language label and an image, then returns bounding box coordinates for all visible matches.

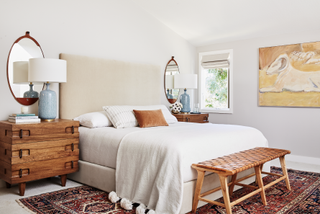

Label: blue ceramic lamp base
[38,83,57,121]
[23,83,39,98]
[180,88,191,114]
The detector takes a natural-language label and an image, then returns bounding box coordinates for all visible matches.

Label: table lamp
[174,74,197,114]
[13,61,39,98]
[28,58,67,121]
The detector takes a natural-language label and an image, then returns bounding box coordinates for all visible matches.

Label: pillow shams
[103,106,138,128]
[103,105,177,129]
[73,111,112,128]
[133,109,169,128]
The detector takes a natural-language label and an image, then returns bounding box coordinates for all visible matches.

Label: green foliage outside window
[204,68,228,108]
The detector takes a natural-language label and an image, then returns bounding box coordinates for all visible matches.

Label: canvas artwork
[259,41,320,107]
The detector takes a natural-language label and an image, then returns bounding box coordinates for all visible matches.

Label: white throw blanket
[116,123,268,214]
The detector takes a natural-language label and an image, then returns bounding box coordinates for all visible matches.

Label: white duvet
[115,123,268,214]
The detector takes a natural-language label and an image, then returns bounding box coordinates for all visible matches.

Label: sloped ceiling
[133,0,320,47]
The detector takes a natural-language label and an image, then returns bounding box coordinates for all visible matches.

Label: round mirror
[6,31,44,106]
[164,56,180,104]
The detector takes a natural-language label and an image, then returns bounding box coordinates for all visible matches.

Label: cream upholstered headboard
[59,53,162,119]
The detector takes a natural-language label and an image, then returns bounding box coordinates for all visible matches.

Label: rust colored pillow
[133,109,169,128]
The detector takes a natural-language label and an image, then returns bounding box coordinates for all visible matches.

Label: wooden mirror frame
[164,56,180,104]
[6,31,45,105]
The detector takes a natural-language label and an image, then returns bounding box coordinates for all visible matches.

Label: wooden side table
[0,119,79,196]
[172,113,209,123]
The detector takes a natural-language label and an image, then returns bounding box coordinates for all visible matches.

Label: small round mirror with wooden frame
[6,31,44,106]
[164,56,180,104]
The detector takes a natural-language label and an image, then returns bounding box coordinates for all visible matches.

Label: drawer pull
[71,161,74,169]
[71,143,74,151]
[204,116,208,121]
[19,149,23,159]
[72,126,74,134]
[19,169,22,178]
[186,117,190,122]
[19,129,23,138]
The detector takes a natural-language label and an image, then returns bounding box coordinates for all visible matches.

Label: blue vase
[23,83,39,98]
[180,89,191,113]
[39,83,56,121]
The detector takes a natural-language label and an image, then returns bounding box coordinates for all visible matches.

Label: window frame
[198,49,233,114]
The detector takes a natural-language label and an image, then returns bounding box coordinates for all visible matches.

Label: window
[199,49,233,113]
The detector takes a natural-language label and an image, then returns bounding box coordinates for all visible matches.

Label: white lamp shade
[165,75,174,89]
[28,58,67,83]
[174,74,197,89]
[13,61,29,83]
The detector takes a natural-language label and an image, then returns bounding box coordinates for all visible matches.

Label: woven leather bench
[191,147,291,214]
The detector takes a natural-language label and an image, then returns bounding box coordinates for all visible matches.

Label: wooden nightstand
[173,113,209,123]
[0,119,79,196]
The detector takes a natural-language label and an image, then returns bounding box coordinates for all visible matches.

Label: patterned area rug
[17,167,320,214]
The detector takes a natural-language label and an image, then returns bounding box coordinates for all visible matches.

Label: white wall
[197,30,320,161]
[0,0,195,188]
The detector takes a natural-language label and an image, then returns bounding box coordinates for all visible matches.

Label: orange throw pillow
[133,109,169,128]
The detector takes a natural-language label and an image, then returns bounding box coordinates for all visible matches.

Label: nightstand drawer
[0,138,79,164]
[0,120,79,145]
[174,113,209,123]
[0,156,79,184]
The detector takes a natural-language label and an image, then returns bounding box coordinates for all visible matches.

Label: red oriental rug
[17,167,320,213]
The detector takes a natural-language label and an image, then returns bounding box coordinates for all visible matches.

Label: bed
[59,53,269,213]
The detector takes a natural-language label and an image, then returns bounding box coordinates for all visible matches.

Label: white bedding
[79,122,268,214]
[79,123,188,169]
[117,123,267,213]
[79,126,137,169]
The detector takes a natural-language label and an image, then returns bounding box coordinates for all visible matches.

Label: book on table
[10,113,36,117]
[8,115,39,120]
[8,114,40,123]
[8,118,41,123]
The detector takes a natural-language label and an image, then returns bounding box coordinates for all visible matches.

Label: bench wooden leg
[192,170,205,213]
[219,175,232,214]
[255,164,264,185]
[279,156,291,190]
[254,165,267,205]
[229,173,237,196]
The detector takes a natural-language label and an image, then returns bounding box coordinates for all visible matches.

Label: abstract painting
[259,41,320,107]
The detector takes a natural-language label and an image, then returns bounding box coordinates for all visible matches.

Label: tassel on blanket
[136,203,146,214]
[120,198,133,210]
[108,191,120,203]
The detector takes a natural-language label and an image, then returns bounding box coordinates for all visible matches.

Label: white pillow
[73,111,112,128]
[103,105,177,129]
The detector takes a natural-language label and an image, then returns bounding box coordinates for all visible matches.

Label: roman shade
[201,53,230,69]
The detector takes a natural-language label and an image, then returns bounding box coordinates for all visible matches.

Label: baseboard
[285,154,320,166]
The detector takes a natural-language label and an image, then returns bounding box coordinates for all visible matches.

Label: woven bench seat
[191,147,291,214]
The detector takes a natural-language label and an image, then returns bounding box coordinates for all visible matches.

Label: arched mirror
[164,56,180,104]
[7,31,44,106]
